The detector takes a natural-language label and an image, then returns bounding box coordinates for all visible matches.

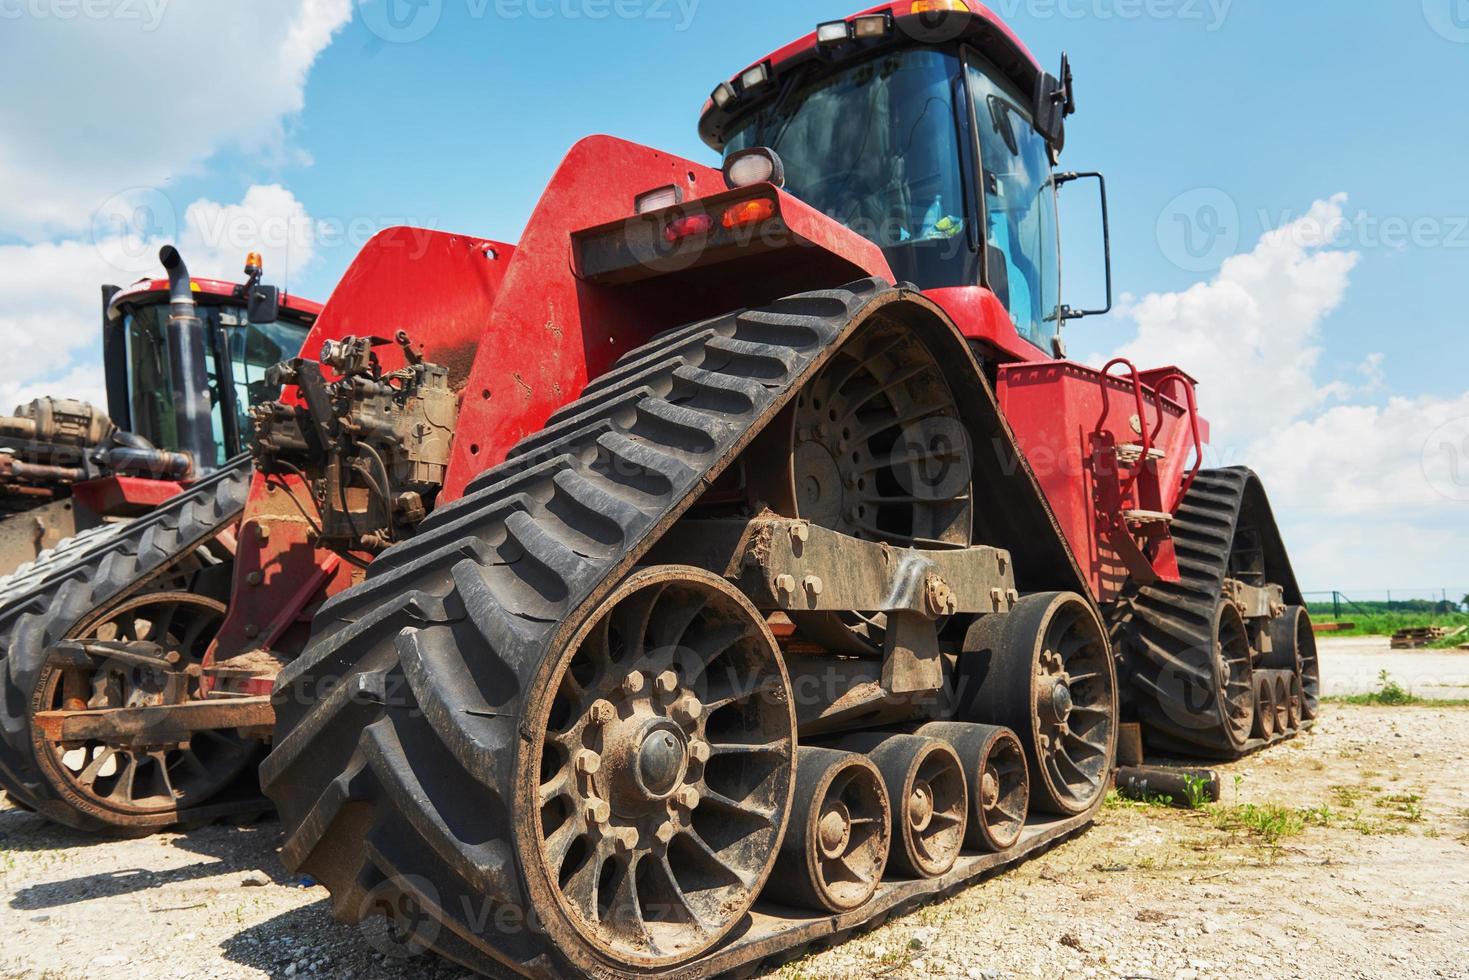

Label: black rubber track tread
[1111,467,1298,759]
[262,281,902,979]
[0,458,252,824]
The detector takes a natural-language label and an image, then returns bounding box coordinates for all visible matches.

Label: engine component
[251,332,455,551]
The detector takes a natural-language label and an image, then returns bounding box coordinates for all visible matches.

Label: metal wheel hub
[816,800,852,859]
[979,770,1000,809]
[907,780,935,833]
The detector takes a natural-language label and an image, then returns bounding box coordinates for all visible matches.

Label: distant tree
[1462,593,1469,613]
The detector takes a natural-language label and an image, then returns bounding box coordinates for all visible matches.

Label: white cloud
[1104,194,1469,590]
[1110,194,1361,444]
[0,0,352,238]
[0,184,321,415]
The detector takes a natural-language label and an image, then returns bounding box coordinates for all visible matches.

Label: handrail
[1149,371,1204,501]
[1098,358,1152,454]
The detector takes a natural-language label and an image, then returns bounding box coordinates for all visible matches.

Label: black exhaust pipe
[159,246,217,475]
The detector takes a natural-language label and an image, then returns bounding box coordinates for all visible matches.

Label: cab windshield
[723,46,1064,355]
[724,48,972,288]
[124,302,308,465]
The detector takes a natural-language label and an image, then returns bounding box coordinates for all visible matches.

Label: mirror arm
[1055,170,1113,320]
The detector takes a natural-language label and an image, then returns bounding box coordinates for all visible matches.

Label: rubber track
[0,458,252,822]
[1112,467,1271,758]
[261,280,894,978]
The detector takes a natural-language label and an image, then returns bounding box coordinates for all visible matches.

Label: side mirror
[247,285,281,325]
[1054,171,1113,320]
[1033,53,1075,154]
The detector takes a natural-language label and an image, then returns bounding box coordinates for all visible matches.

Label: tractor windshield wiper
[757,63,818,150]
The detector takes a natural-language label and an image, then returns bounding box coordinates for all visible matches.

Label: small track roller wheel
[1286,672,1303,731]
[836,733,965,879]
[1252,675,1277,740]
[769,746,890,913]
[958,593,1117,816]
[1272,673,1291,735]
[917,721,1028,853]
[525,567,795,971]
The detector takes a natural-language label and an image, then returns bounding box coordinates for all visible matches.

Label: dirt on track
[1,644,1467,979]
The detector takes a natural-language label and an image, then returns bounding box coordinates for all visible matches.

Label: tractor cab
[700,1,1106,362]
[103,254,321,469]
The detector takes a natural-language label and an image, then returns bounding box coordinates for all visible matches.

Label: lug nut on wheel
[589,699,615,725]
[575,750,601,775]
[654,670,679,699]
[622,671,646,696]
[584,797,610,825]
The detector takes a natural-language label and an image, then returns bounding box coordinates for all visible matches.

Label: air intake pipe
[159,246,217,475]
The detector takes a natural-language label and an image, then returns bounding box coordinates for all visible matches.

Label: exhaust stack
[159,246,217,475]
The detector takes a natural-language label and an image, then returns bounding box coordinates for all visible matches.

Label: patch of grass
[1211,803,1313,846]
[1324,670,1469,708]
[1313,611,1469,638]
[1104,788,1174,811]
[1377,793,1426,823]
[1180,773,1212,811]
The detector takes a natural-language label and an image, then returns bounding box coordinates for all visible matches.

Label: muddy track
[0,459,251,824]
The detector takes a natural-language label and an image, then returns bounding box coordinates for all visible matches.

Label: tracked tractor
[0,250,321,575]
[0,1,1317,974]
[0,249,318,823]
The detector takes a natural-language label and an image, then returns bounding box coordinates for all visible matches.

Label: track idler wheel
[958,593,1117,816]
[1252,674,1277,740]
[526,567,795,972]
[916,722,1028,853]
[769,746,890,913]
[837,733,965,879]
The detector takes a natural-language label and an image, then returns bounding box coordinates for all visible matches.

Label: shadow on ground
[5,815,291,910]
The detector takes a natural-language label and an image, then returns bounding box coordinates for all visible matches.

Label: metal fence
[1302,589,1469,619]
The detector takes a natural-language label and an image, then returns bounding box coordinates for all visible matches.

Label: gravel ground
[2,642,1467,979]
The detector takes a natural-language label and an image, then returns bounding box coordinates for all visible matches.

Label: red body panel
[997,362,1208,602]
[70,475,184,516]
[440,136,892,499]
[924,285,1047,362]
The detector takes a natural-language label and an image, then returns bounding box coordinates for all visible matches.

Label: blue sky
[1,0,1466,592]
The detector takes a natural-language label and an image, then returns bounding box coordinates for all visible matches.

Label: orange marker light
[909,0,970,13]
[245,251,263,273]
[722,198,777,229]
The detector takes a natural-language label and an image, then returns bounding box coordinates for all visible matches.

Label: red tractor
[2,2,1317,976]
[0,248,318,823]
